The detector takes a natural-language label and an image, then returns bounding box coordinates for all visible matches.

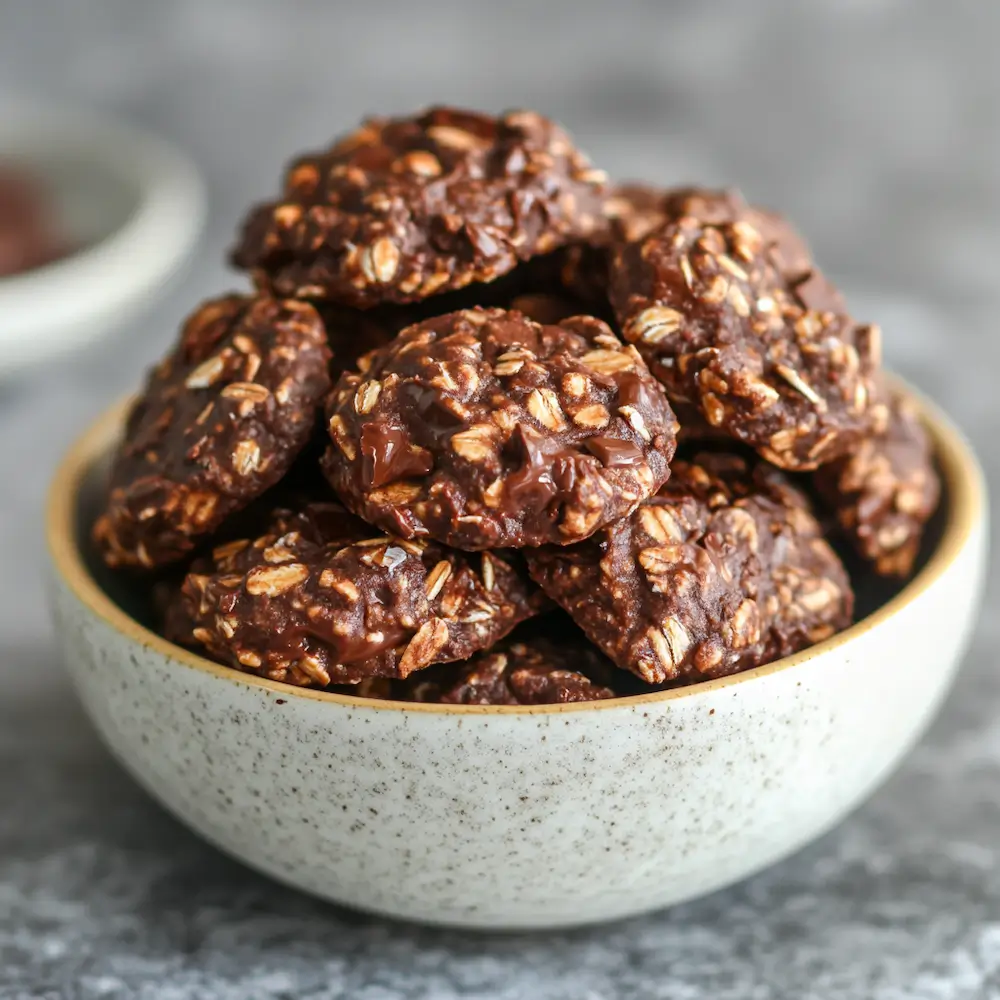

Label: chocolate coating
[232,107,606,308]
[609,186,819,287]
[408,635,618,705]
[93,295,332,569]
[815,393,940,577]
[608,196,882,470]
[526,452,853,684]
[555,184,829,322]
[178,502,544,686]
[323,306,678,549]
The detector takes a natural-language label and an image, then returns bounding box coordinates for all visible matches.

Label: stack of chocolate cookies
[93,107,941,704]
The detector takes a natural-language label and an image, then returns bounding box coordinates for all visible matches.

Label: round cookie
[815,392,940,577]
[93,294,331,569]
[407,635,619,705]
[322,306,679,549]
[179,502,545,687]
[555,184,825,310]
[607,186,818,283]
[526,452,853,685]
[608,207,882,470]
[232,106,607,308]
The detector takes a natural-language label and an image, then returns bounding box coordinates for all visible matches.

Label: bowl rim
[0,98,206,364]
[47,381,986,715]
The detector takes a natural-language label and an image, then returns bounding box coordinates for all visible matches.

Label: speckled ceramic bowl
[46,386,987,930]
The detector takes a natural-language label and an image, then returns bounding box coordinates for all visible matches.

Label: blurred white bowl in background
[0,98,206,375]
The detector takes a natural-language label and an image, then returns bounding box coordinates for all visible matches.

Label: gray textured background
[1,2,998,997]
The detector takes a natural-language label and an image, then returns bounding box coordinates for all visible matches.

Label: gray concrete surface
[0,2,997,997]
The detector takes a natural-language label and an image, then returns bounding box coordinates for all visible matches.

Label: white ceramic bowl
[46,387,987,930]
[0,99,205,375]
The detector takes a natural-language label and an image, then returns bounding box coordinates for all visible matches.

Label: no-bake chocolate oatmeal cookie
[89,102,938,703]
[608,194,882,470]
[406,633,619,705]
[322,307,678,549]
[526,452,853,684]
[556,184,826,306]
[93,294,331,569]
[232,107,607,308]
[815,392,940,577]
[608,186,818,286]
[177,502,544,686]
